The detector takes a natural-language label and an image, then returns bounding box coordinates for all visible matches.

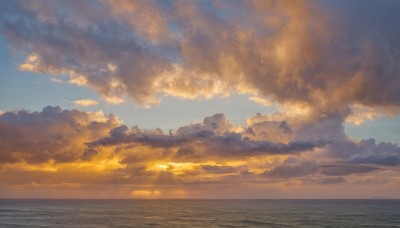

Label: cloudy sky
[1,0,400,199]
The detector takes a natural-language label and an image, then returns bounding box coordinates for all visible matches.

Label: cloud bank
[1,106,399,198]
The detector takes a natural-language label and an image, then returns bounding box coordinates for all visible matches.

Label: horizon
[1,198,399,200]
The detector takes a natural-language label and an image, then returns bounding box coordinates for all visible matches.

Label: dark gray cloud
[88,113,326,158]
[264,158,319,178]
[326,139,400,166]
[320,164,380,176]
[248,110,400,174]
[263,160,382,178]
[0,106,119,164]
[318,177,346,185]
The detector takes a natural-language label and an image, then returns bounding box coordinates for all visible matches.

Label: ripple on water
[1,199,400,227]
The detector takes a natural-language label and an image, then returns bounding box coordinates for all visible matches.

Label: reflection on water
[1,199,399,227]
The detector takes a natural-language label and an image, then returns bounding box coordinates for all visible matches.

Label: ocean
[0,199,399,227]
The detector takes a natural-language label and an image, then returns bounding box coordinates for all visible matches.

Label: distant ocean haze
[1,199,399,227]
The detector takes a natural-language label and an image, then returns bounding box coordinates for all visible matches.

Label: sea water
[1,199,399,227]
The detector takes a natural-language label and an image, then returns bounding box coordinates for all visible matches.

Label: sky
[0,0,400,199]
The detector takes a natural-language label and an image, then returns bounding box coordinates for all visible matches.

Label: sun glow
[148,162,197,174]
[3,157,126,173]
[131,190,162,198]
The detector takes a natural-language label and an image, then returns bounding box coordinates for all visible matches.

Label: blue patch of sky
[345,118,400,144]
[102,94,278,131]
[0,35,98,111]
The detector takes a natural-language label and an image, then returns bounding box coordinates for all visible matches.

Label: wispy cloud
[73,99,99,107]
[50,78,63,83]
[249,96,271,106]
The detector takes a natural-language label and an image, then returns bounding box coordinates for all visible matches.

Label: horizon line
[1,198,399,200]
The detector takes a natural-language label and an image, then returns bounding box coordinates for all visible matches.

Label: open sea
[0,199,399,227]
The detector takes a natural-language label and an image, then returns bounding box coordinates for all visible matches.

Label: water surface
[1,199,399,227]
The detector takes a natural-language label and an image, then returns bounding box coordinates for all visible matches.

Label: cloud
[325,139,400,166]
[88,113,326,159]
[73,99,99,107]
[264,157,384,178]
[320,164,380,176]
[201,165,238,174]
[265,158,319,178]
[85,109,400,182]
[83,110,400,180]
[1,0,400,113]
[318,177,346,185]
[50,78,63,83]
[0,106,120,164]
[249,96,272,106]
[0,106,400,198]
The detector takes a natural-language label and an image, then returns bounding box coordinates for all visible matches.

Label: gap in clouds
[345,117,400,144]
